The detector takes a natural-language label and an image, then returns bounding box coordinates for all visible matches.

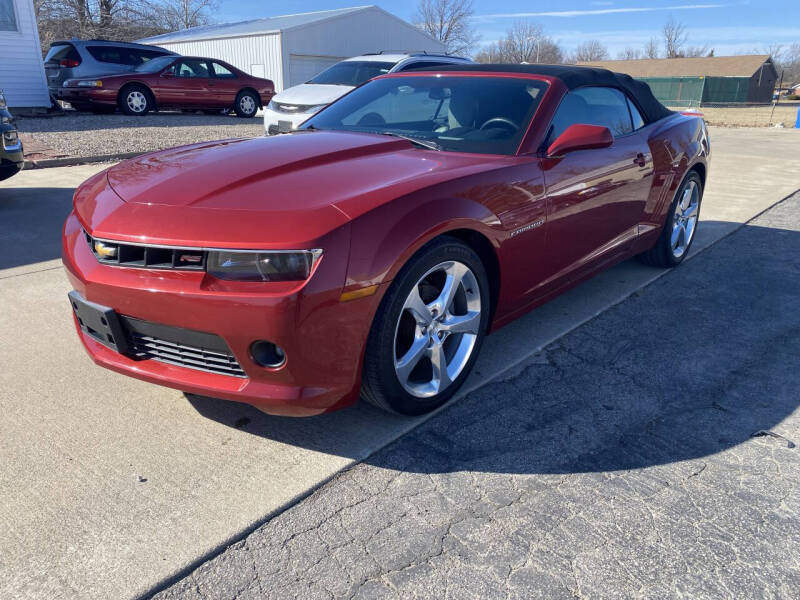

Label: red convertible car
[62,65,709,417]
[60,56,274,117]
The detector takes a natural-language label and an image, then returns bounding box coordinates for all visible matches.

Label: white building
[138,6,445,92]
[0,0,49,107]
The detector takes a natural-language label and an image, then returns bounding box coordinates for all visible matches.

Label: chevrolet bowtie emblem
[94,241,118,259]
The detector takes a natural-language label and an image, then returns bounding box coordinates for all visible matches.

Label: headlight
[267,99,277,111]
[207,250,322,282]
[76,80,103,88]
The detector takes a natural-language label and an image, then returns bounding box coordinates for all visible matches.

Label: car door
[541,86,653,284]
[208,61,240,108]
[157,59,212,108]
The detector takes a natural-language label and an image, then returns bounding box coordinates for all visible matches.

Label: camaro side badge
[510,219,544,237]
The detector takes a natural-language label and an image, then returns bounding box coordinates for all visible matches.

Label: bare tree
[475,21,563,64]
[643,37,660,59]
[415,0,479,55]
[662,17,688,58]
[683,45,712,58]
[572,39,609,62]
[617,47,642,60]
[154,0,218,31]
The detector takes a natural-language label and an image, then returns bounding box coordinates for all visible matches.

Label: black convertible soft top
[410,63,673,124]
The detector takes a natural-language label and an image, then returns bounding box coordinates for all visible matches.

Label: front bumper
[0,120,23,180]
[62,210,382,416]
[263,107,317,135]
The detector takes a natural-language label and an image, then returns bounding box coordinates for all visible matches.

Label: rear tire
[361,237,490,415]
[119,85,152,116]
[234,90,258,118]
[638,171,703,268]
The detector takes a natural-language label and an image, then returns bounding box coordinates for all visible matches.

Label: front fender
[345,192,501,290]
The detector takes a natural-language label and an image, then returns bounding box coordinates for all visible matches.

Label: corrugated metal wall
[0,0,50,107]
[155,33,285,91]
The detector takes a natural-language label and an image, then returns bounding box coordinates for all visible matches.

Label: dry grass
[668,103,800,128]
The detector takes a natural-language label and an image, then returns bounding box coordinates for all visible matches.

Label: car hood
[84,131,509,248]
[271,83,352,106]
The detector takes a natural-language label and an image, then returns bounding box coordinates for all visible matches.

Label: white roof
[139,6,378,45]
[344,54,411,63]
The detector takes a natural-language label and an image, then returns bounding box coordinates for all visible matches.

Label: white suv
[264,53,472,135]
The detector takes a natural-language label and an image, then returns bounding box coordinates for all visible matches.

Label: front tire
[362,237,490,415]
[639,171,703,267]
[234,90,259,118]
[119,85,152,116]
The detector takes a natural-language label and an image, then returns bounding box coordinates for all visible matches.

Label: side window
[176,59,211,78]
[87,46,127,65]
[627,97,645,130]
[549,86,634,143]
[211,62,237,79]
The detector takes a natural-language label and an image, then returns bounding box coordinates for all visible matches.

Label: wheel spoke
[683,201,699,219]
[404,286,433,326]
[429,341,451,393]
[670,222,682,249]
[395,336,428,385]
[439,310,480,335]
[433,262,467,314]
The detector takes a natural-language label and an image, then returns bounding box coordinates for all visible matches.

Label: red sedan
[60,55,274,117]
[62,65,709,416]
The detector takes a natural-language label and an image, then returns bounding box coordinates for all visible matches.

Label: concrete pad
[0,128,798,599]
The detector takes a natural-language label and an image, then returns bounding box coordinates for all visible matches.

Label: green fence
[641,77,705,107]
[639,76,752,106]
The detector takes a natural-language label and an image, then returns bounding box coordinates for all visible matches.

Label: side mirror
[160,71,174,78]
[547,124,613,157]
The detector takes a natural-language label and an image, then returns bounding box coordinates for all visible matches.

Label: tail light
[59,58,81,68]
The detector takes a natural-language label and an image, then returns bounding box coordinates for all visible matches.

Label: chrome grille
[273,102,314,114]
[84,231,206,271]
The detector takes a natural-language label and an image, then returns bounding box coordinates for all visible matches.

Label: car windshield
[310,61,395,86]
[302,76,548,155]
[134,56,176,73]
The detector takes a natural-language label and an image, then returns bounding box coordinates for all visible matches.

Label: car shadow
[186,217,800,476]
[0,186,75,270]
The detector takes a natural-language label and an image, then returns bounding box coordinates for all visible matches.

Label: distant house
[0,0,49,108]
[578,55,779,106]
[138,6,445,93]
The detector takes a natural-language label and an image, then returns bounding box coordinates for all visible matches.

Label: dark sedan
[0,91,23,182]
[60,56,274,118]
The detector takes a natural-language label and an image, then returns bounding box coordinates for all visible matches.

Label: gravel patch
[16,111,265,159]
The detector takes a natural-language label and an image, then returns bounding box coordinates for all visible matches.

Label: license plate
[68,291,130,355]
[277,120,293,133]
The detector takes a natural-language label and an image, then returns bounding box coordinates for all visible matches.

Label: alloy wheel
[671,179,700,258]
[393,260,482,398]
[240,95,256,115]
[126,91,147,114]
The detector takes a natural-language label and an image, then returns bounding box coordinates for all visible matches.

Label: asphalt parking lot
[1,127,799,599]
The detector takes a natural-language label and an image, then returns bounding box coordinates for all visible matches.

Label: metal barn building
[138,6,445,92]
[579,55,779,106]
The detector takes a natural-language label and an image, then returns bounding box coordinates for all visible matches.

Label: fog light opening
[251,340,286,368]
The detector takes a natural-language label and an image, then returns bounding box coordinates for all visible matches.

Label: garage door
[288,55,344,88]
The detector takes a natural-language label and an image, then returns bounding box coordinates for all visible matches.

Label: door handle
[633,153,647,167]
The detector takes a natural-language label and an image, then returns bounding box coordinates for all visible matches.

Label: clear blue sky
[214,1,800,58]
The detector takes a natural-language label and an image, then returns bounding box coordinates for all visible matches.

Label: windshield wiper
[377,131,441,151]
